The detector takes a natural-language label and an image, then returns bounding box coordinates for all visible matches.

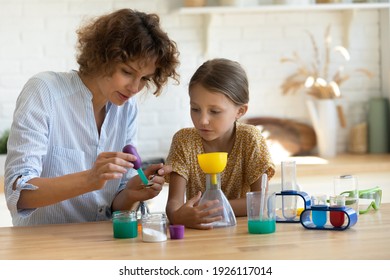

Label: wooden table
[0,204,389,260]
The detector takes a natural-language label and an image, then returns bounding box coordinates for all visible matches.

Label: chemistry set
[113,145,360,242]
[275,161,358,230]
[195,152,358,232]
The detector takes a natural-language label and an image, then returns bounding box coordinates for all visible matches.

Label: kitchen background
[0,0,389,161]
[1,0,389,226]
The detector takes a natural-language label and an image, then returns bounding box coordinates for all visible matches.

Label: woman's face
[189,84,246,143]
[97,59,156,106]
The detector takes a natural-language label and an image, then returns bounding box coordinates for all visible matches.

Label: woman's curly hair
[76,9,180,96]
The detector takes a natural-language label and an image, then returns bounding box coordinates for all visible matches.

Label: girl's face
[189,84,247,143]
[97,59,156,106]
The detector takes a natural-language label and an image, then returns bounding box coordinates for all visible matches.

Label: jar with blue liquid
[311,194,328,227]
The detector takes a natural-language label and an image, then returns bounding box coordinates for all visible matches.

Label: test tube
[329,195,346,228]
[311,194,328,227]
[281,161,298,220]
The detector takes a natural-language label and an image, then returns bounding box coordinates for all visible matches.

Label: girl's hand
[124,163,172,202]
[174,191,223,230]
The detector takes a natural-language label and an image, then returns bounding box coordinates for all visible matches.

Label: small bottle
[142,213,167,242]
[311,194,328,227]
[281,161,299,220]
[329,195,346,228]
[112,210,138,239]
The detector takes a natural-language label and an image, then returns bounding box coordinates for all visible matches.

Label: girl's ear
[237,104,248,119]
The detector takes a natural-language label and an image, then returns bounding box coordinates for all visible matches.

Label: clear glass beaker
[334,175,359,215]
[281,160,299,220]
[246,191,276,234]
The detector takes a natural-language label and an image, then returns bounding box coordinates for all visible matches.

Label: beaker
[334,175,359,215]
[246,191,276,234]
[197,152,236,228]
[281,160,299,220]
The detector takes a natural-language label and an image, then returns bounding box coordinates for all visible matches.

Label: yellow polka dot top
[165,122,275,200]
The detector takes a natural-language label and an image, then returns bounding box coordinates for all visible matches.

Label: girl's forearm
[229,198,247,217]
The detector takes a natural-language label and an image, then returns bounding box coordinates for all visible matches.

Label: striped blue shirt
[4,71,138,226]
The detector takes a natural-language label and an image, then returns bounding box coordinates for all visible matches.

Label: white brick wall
[0,0,385,160]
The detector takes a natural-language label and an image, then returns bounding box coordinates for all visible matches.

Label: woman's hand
[87,152,136,191]
[172,191,223,230]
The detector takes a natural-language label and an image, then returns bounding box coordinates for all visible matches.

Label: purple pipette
[122,144,149,185]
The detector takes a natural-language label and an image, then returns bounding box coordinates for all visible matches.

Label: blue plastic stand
[300,206,358,231]
[275,191,311,223]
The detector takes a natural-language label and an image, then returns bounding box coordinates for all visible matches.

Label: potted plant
[0,129,9,176]
[280,25,373,157]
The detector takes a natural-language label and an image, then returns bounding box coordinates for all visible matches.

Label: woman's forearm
[16,170,93,209]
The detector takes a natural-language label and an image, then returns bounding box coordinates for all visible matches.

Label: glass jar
[112,210,138,239]
[142,213,167,242]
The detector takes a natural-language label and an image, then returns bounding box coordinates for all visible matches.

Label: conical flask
[197,152,237,228]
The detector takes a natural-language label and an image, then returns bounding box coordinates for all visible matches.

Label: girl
[165,58,275,229]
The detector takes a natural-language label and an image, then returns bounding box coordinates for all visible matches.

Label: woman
[4,9,180,226]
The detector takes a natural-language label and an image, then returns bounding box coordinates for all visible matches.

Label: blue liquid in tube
[312,209,327,227]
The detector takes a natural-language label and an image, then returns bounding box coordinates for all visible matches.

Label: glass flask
[281,160,299,220]
[197,153,236,228]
